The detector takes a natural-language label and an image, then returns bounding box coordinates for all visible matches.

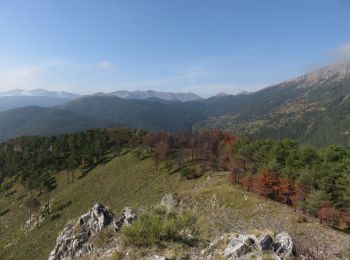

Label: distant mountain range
[1,63,350,146]
[0,89,80,112]
[0,89,201,112]
[0,89,80,98]
[109,90,202,102]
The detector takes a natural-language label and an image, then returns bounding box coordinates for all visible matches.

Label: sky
[0,0,349,97]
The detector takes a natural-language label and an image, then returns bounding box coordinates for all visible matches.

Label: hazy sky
[0,0,349,97]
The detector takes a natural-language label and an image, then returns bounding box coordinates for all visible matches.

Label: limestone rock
[200,232,294,260]
[258,235,273,250]
[223,235,254,258]
[79,203,115,235]
[160,194,177,213]
[48,204,136,260]
[151,255,168,260]
[273,232,294,258]
[113,207,136,232]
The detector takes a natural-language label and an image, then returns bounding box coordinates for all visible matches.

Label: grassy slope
[0,152,349,259]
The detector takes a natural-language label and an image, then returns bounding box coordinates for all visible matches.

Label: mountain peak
[284,63,350,88]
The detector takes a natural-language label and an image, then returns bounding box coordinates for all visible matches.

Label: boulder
[273,232,294,257]
[223,235,254,258]
[160,194,177,213]
[258,235,273,250]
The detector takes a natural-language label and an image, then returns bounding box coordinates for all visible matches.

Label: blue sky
[0,0,349,97]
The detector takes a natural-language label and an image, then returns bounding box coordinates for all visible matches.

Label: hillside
[1,151,349,259]
[60,95,205,132]
[195,63,350,146]
[0,107,115,142]
[0,96,75,112]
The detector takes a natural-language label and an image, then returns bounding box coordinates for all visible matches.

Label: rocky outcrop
[199,232,294,259]
[48,204,136,260]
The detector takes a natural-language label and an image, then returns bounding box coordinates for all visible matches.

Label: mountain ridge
[0,63,350,146]
[109,89,202,102]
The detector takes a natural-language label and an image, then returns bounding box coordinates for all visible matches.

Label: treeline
[230,138,350,230]
[0,128,146,198]
[143,132,350,231]
[1,128,349,230]
[143,130,237,177]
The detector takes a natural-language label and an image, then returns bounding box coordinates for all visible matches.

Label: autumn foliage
[141,131,350,231]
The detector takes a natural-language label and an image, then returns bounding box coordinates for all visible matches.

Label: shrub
[296,214,308,223]
[50,213,61,220]
[121,209,197,247]
[180,167,202,180]
[92,227,115,249]
[109,251,125,260]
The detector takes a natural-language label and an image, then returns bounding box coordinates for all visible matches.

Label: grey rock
[273,232,294,258]
[160,194,177,213]
[48,204,136,260]
[79,203,115,235]
[258,235,273,250]
[223,235,254,258]
[151,255,168,260]
[113,207,136,232]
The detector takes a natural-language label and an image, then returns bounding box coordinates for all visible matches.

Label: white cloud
[328,41,350,63]
[96,60,113,69]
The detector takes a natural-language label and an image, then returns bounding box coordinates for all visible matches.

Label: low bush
[180,167,202,180]
[121,209,197,247]
[92,227,115,249]
[50,213,61,220]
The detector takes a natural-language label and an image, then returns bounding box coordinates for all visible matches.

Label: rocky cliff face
[48,204,136,260]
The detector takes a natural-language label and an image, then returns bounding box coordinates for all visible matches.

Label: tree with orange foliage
[227,172,236,184]
[290,182,308,212]
[338,210,350,230]
[318,202,340,227]
[277,177,294,205]
[241,175,253,191]
[252,170,279,199]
